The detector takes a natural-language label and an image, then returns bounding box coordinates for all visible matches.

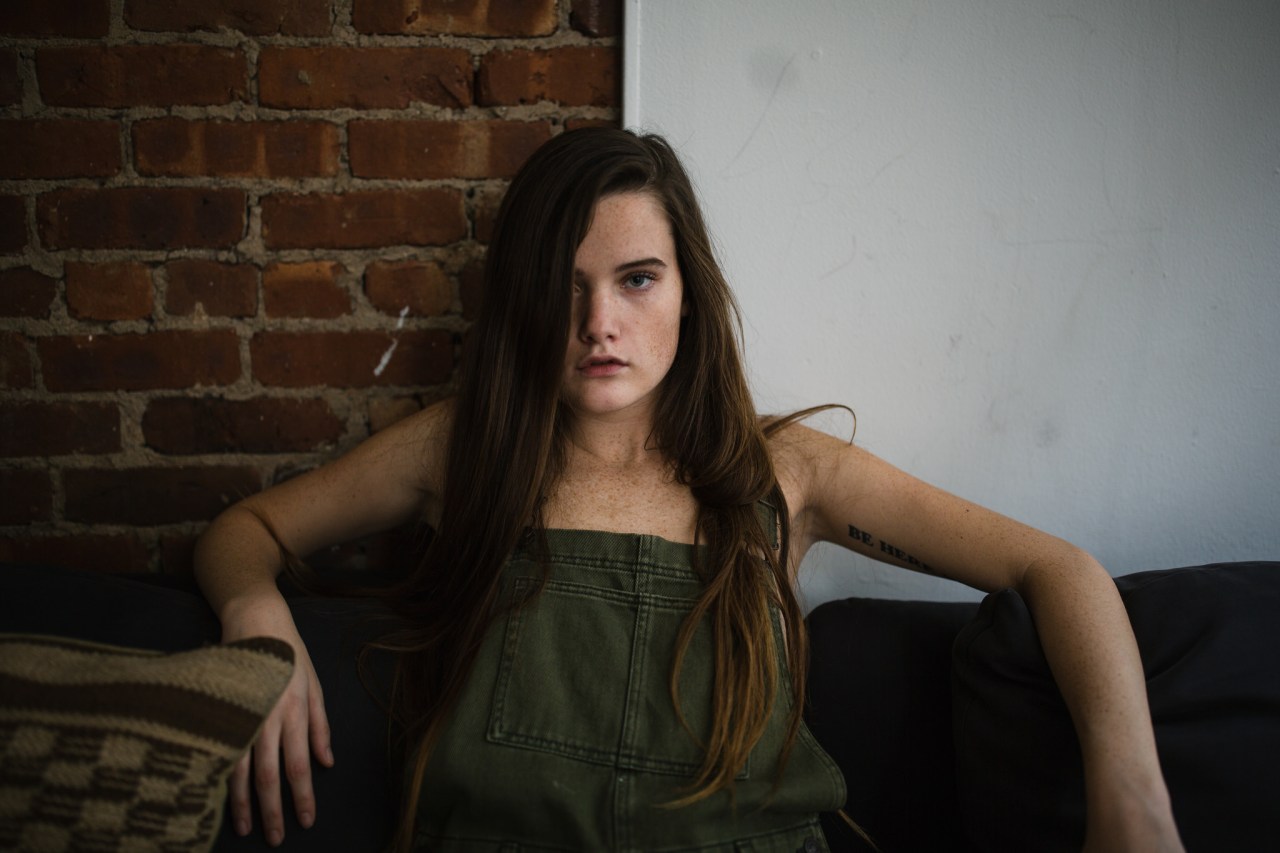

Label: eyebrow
[573,257,669,280]
[614,257,668,273]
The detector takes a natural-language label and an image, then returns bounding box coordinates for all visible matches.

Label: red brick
[65,261,153,321]
[0,0,109,37]
[164,259,257,318]
[473,185,505,244]
[37,46,247,108]
[37,188,245,251]
[263,261,349,318]
[126,0,331,36]
[0,332,33,388]
[0,401,120,457]
[478,47,618,107]
[353,0,555,36]
[0,469,51,524]
[259,46,471,109]
[459,255,484,320]
[0,195,26,253]
[262,189,465,250]
[38,329,241,392]
[64,465,261,525]
[0,49,19,105]
[570,0,621,37]
[134,119,339,179]
[365,260,453,316]
[349,120,551,180]
[0,120,121,180]
[0,268,57,318]
[0,534,150,574]
[143,396,344,454]
[251,330,453,388]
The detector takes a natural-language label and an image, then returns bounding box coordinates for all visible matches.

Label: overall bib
[414,510,847,852]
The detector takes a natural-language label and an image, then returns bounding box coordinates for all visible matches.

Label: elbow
[1015,542,1110,597]
[192,502,280,580]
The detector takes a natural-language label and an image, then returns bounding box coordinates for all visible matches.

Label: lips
[577,355,627,377]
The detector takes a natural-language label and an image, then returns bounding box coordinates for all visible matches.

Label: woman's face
[560,191,686,423]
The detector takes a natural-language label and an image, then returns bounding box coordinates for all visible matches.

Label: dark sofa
[2,560,1278,852]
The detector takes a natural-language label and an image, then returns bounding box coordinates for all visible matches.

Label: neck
[564,411,663,468]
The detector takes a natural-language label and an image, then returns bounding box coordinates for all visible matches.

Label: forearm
[195,505,333,845]
[1020,549,1179,845]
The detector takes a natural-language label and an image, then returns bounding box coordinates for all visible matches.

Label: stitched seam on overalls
[488,576,626,762]
[614,561,650,852]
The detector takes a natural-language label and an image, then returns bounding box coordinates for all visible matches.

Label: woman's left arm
[776,425,1184,852]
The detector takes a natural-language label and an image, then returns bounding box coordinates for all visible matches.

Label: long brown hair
[383,128,812,846]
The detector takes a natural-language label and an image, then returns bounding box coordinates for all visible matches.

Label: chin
[565,391,653,419]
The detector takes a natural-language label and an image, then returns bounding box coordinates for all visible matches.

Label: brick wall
[0,0,622,574]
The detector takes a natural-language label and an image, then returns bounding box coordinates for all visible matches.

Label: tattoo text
[847,523,935,573]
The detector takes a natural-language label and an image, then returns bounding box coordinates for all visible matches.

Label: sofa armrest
[952,561,1280,852]
[806,596,979,853]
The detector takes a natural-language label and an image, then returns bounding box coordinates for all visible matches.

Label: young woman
[194,128,1183,851]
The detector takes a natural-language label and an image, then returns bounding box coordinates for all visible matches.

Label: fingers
[229,750,253,837]
[253,712,287,847]
[241,666,331,845]
[308,674,334,768]
[215,599,330,845]
[280,693,316,831]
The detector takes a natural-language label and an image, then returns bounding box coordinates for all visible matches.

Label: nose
[576,285,619,343]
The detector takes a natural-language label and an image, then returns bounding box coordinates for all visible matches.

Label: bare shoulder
[291,397,455,514]
[761,419,858,566]
[226,399,457,557]
[371,397,454,497]
[764,419,863,517]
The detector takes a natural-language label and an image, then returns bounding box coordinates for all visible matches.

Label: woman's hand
[221,593,333,847]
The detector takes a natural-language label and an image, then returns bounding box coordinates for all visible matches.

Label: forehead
[576,192,674,262]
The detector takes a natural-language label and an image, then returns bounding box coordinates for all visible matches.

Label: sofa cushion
[0,563,401,852]
[0,633,293,853]
[806,596,979,853]
[952,561,1280,852]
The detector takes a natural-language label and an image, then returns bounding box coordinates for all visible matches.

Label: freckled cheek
[650,324,681,366]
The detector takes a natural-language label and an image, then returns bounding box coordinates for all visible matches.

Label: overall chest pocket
[486,576,750,780]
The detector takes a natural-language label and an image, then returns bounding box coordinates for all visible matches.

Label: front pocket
[487,577,635,765]
[616,595,749,779]
[486,577,745,778]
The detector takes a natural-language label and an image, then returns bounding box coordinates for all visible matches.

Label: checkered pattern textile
[0,634,293,853]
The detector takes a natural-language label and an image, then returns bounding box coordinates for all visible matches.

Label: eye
[622,271,656,290]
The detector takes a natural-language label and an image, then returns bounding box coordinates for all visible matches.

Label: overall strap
[755,492,781,552]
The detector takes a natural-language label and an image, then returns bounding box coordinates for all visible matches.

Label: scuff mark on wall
[373,305,410,377]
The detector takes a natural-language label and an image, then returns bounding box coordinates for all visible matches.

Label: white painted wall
[626,0,1280,605]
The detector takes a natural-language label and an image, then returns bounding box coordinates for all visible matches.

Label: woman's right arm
[193,401,450,846]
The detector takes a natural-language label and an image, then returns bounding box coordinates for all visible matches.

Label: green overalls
[414,510,847,852]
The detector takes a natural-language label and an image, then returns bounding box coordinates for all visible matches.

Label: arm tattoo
[847,523,935,574]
